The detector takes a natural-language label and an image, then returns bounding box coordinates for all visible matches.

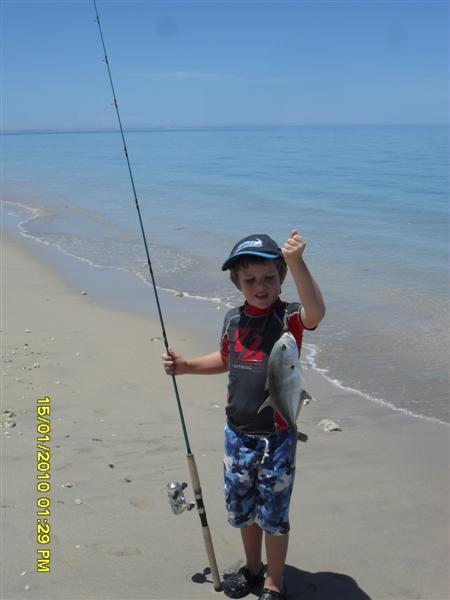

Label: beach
[3,126,449,424]
[2,232,448,600]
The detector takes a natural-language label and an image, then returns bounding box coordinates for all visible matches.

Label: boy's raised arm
[162,349,228,376]
[282,228,326,330]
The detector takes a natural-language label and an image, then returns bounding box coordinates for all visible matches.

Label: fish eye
[281,344,287,351]
[290,365,295,370]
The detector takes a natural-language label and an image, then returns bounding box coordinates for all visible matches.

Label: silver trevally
[257,331,307,429]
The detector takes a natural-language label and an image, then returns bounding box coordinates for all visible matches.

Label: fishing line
[92,1,221,590]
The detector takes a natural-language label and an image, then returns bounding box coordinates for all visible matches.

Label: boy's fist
[282,229,306,266]
[162,347,186,376]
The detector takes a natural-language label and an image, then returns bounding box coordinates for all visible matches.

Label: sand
[1,234,449,600]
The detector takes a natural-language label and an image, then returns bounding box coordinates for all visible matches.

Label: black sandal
[258,588,286,600]
[223,563,265,598]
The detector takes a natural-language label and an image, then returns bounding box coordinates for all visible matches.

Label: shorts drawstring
[261,437,270,464]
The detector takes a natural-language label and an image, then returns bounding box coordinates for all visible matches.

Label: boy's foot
[223,563,265,598]
[258,588,286,600]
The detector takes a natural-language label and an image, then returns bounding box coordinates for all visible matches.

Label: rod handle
[187,453,222,591]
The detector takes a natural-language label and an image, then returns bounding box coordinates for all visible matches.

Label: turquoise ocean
[2,126,449,423]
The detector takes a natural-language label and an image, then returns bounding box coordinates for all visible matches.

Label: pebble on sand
[25,329,31,333]
[175,291,184,297]
[81,291,87,295]
[74,498,83,505]
[1,411,16,428]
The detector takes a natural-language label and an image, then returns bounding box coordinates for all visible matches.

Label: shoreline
[3,199,448,426]
[1,232,449,600]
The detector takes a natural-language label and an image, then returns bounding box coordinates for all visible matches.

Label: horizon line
[1,123,448,135]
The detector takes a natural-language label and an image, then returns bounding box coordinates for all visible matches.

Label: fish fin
[301,389,315,404]
[296,430,309,443]
[257,396,276,415]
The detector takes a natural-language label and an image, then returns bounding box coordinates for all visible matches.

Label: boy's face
[237,261,281,310]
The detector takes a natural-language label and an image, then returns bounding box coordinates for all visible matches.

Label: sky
[1,0,449,130]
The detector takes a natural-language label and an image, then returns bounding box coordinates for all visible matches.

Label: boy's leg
[241,522,263,574]
[264,532,289,592]
[254,429,297,596]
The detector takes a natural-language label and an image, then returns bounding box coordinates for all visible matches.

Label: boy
[162,229,325,600]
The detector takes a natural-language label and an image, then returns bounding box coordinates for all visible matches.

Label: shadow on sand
[192,563,371,599]
[282,564,371,600]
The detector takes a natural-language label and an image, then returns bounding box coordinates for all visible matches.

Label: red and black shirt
[220,298,313,435]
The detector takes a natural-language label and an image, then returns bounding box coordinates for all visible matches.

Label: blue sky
[2,0,448,130]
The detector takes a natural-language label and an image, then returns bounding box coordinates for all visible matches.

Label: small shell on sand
[25,329,31,333]
[317,419,342,432]
[74,498,83,505]
[175,291,184,298]
[81,291,87,295]
[33,362,40,368]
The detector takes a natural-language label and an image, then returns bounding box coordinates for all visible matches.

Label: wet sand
[1,234,448,600]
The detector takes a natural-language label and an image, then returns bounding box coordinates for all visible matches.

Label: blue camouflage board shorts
[223,423,297,535]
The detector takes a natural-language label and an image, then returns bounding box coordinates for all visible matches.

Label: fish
[257,331,308,432]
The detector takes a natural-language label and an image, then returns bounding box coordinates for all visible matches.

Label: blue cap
[221,234,283,271]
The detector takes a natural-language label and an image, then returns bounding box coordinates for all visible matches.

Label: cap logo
[235,238,263,253]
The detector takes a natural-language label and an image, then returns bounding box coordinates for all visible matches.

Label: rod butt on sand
[187,452,222,591]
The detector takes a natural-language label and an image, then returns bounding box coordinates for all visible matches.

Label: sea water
[2,126,449,423]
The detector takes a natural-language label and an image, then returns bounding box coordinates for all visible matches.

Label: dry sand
[1,234,449,600]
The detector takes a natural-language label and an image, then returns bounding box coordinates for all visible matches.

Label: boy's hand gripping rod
[92,1,222,591]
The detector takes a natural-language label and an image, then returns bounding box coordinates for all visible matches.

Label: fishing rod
[92,1,222,591]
